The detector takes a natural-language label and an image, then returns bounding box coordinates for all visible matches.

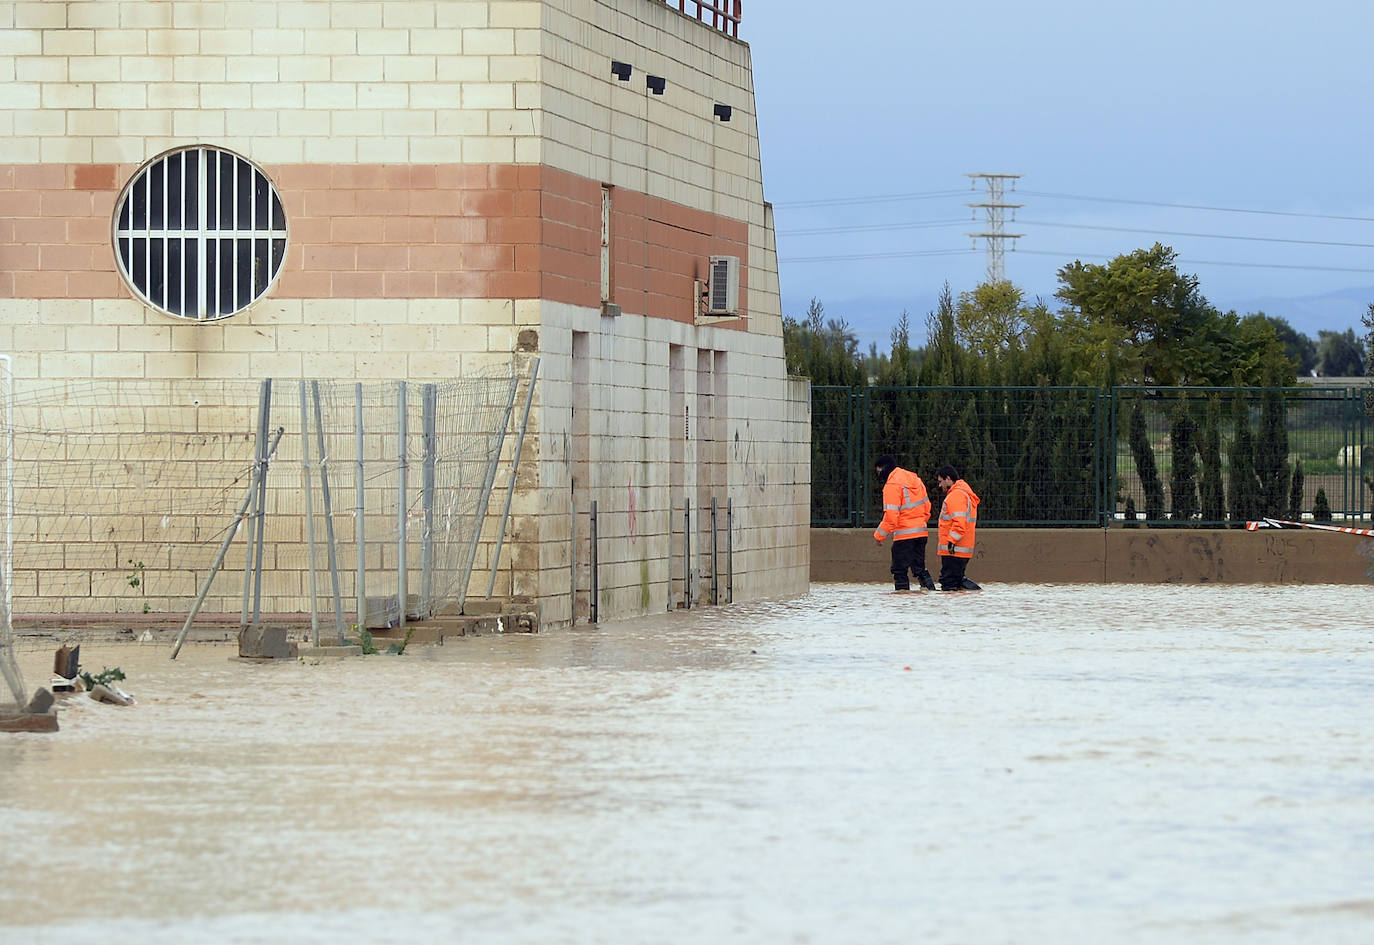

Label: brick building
[0,0,809,628]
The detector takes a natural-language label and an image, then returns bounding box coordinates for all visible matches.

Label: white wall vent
[705,255,740,315]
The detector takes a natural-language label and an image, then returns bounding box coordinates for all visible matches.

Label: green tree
[1056,244,1206,385]
[1316,328,1365,377]
[1245,313,1316,376]
[1055,244,1288,386]
[1313,487,1333,522]
[1128,400,1165,522]
[782,298,865,385]
[1227,391,1262,525]
[1288,460,1305,521]
[1255,376,1291,517]
[1011,386,1053,520]
[1168,400,1198,524]
[955,279,1029,358]
[1198,396,1226,523]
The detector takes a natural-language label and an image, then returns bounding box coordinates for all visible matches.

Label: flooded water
[2,583,1372,944]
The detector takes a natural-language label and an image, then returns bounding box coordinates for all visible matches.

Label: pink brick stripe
[0,162,750,324]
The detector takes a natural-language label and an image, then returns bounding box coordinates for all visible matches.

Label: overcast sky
[744,0,1374,350]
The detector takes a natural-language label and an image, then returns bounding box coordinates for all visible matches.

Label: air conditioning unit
[704,255,740,315]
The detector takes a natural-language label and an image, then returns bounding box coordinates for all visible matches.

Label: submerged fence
[812,385,1371,529]
[0,367,527,653]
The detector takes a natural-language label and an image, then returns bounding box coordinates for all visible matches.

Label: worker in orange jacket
[872,454,935,591]
[936,464,981,591]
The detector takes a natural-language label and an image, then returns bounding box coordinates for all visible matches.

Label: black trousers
[938,554,969,591]
[890,537,933,590]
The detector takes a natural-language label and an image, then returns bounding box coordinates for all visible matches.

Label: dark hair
[937,464,959,481]
[875,454,897,474]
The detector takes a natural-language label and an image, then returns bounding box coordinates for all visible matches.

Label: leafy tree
[1198,396,1226,522]
[1056,244,1208,385]
[955,279,1029,358]
[1168,400,1198,524]
[1055,244,1289,386]
[1316,328,1365,377]
[1245,313,1317,376]
[1227,391,1262,525]
[1128,400,1165,522]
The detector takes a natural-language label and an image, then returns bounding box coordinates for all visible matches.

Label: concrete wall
[813,528,1374,585]
[0,0,810,626]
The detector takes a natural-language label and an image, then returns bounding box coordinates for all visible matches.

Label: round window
[114,146,288,320]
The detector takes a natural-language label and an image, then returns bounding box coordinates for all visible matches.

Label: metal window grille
[114,146,288,321]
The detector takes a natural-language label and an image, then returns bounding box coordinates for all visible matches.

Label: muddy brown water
[2,583,1372,944]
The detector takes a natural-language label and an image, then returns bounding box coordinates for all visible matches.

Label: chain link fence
[812,385,1371,528]
[0,366,525,651]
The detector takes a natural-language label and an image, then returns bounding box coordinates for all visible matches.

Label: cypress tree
[1228,391,1262,525]
[1168,400,1199,524]
[1013,385,1054,520]
[1288,459,1305,521]
[1198,396,1226,523]
[1128,400,1165,523]
[1313,487,1332,522]
[1255,379,1290,517]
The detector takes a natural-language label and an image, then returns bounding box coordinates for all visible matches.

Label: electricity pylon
[966,173,1023,283]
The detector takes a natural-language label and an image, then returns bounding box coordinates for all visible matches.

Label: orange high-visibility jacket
[873,467,931,543]
[938,479,980,558]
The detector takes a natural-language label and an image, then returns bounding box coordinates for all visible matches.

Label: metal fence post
[488,357,540,599]
[419,383,436,619]
[354,382,366,632]
[590,499,598,624]
[396,380,407,628]
[299,381,320,646]
[311,381,346,644]
[726,497,733,603]
[684,499,691,609]
[710,496,718,604]
[250,379,272,629]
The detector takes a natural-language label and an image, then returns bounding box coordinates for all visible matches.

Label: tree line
[786,244,1372,388]
[790,244,1374,526]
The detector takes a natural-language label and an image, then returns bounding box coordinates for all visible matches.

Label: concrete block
[25,687,55,714]
[237,625,296,660]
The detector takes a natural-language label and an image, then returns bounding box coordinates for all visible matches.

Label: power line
[1021,219,1374,249]
[772,189,966,209]
[1015,190,1374,224]
[1015,248,1374,274]
[776,218,966,237]
[779,248,976,264]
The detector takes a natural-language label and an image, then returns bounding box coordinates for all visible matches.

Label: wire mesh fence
[812,385,1371,528]
[0,367,523,644]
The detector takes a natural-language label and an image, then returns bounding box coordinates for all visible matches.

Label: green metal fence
[811,385,1371,528]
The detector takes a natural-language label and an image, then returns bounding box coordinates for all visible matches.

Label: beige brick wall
[0,0,808,627]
